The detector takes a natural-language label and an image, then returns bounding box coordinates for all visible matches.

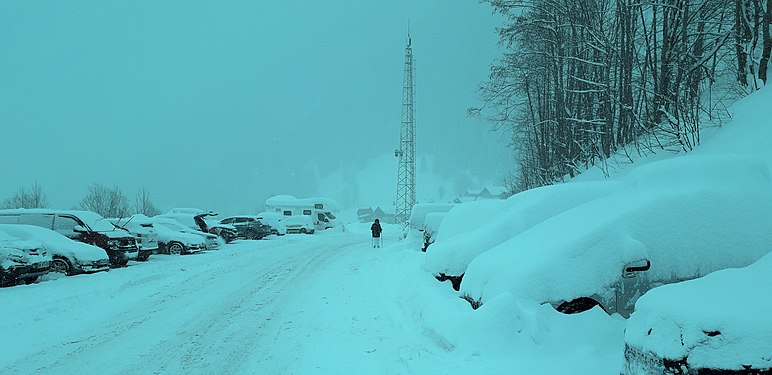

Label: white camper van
[265,195,340,232]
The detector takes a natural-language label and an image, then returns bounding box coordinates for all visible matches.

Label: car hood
[98,229,135,240]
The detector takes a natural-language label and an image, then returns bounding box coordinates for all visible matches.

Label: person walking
[370,219,383,248]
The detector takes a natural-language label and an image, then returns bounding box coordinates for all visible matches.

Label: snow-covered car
[0,230,51,286]
[0,209,138,268]
[219,216,272,240]
[623,252,772,374]
[421,212,446,252]
[0,224,110,276]
[109,216,158,261]
[149,217,210,254]
[283,215,315,234]
[158,209,237,243]
[255,212,287,236]
[404,203,454,239]
[423,181,619,290]
[458,155,772,317]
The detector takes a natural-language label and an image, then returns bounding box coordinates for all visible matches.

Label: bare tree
[134,187,160,217]
[1,182,48,209]
[476,0,754,191]
[80,183,130,218]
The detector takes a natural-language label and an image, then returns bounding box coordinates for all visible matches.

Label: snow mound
[460,154,772,312]
[625,252,772,370]
[424,181,619,277]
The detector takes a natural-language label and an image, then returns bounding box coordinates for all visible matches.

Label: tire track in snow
[1,235,363,375]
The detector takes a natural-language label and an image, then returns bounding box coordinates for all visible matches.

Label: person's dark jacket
[371,222,383,238]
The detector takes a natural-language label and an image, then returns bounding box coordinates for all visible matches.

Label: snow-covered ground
[0,227,625,374]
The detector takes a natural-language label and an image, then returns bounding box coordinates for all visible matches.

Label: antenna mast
[395,27,416,227]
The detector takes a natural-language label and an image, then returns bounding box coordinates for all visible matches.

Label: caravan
[265,195,340,232]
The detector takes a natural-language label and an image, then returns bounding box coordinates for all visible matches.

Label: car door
[616,259,651,316]
[53,215,85,240]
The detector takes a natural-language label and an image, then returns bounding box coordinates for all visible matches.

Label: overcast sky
[0,0,509,214]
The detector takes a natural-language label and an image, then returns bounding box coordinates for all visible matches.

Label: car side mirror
[623,259,651,278]
[73,225,87,233]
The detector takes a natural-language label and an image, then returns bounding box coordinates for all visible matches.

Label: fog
[0,0,509,215]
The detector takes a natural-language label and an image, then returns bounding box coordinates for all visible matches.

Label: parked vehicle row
[0,209,138,268]
[0,206,307,288]
[415,155,772,374]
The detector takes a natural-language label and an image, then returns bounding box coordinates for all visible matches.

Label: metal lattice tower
[395,31,416,226]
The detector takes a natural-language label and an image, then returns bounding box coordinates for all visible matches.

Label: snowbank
[460,154,772,314]
[625,252,772,371]
[424,181,619,277]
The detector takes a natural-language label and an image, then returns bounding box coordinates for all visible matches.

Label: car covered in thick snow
[149,217,209,254]
[283,215,315,234]
[423,181,619,290]
[158,208,237,243]
[458,155,772,317]
[623,252,772,374]
[0,224,109,276]
[421,212,446,252]
[219,215,272,240]
[0,209,138,268]
[0,229,51,286]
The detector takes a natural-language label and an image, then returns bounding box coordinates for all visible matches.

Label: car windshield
[325,212,336,220]
[78,212,118,232]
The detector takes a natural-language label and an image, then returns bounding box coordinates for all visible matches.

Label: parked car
[0,224,109,276]
[283,215,315,234]
[158,209,237,243]
[0,209,138,268]
[421,212,446,252]
[149,217,210,254]
[623,252,772,374]
[0,229,51,286]
[458,155,772,317]
[219,216,272,240]
[109,216,158,261]
[255,212,287,236]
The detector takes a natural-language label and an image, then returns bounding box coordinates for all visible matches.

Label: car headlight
[8,253,27,264]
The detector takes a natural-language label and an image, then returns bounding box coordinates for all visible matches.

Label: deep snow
[0,227,625,374]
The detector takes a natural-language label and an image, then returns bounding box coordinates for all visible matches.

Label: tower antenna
[395,27,416,227]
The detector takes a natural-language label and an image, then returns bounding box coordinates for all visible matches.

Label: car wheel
[168,242,184,255]
[246,229,257,240]
[51,258,72,276]
[556,297,602,314]
[299,228,307,234]
[270,229,278,236]
[23,277,38,285]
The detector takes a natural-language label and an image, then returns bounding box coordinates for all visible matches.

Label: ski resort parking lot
[0,228,626,375]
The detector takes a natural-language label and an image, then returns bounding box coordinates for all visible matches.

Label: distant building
[357,206,396,224]
[357,207,374,222]
[453,186,508,203]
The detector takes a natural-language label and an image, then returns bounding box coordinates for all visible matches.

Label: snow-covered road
[0,231,460,374]
[1,229,626,374]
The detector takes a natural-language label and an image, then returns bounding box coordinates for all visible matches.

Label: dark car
[219,216,272,240]
[623,252,772,374]
[0,231,51,286]
[0,209,139,268]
